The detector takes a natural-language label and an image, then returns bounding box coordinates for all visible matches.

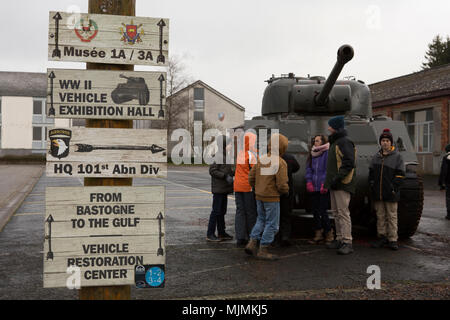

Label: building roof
[169,80,245,112]
[369,63,450,107]
[0,71,47,98]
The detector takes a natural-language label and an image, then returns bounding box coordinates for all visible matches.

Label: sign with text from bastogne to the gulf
[43,186,165,288]
[47,69,166,120]
[46,127,167,178]
[48,11,169,66]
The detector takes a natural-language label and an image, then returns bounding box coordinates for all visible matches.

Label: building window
[403,109,433,153]
[33,99,42,115]
[33,127,42,141]
[193,88,205,122]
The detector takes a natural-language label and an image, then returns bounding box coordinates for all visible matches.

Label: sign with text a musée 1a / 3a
[47,69,166,120]
[43,186,165,288]
[46,127,167,178]
[48,11,169,66]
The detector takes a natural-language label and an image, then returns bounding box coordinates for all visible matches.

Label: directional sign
[48,11,169,66]
[43,186,165,288]
[47,69,166,120]
[46,127,167,178]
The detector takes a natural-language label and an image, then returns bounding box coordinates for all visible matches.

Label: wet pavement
[0,165,448,299]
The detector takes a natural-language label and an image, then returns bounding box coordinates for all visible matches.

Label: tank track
[397,170,424,238]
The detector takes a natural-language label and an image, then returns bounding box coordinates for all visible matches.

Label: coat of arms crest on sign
[120,20,144,44]
[74,18,98,42]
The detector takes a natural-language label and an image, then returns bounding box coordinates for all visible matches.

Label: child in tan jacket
[245,133,289,260]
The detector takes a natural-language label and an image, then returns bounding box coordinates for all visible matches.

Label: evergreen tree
[421,35,450,69]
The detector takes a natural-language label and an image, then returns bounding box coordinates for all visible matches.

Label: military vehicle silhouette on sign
[111,74,150,105]
[244,45,424,238]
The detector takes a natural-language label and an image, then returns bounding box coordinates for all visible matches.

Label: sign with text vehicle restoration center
[47,69,166,120]
[46,127,167,178]
[48,11,169,66]
[43,186,165,288]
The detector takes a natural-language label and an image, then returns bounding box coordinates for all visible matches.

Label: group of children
[207,115,408,259]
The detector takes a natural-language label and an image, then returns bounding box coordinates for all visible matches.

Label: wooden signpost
[45,127,167,178]
[43,186,165,288]
[47,69,166,120]
[45,0,169,299]
[48,11,169,66]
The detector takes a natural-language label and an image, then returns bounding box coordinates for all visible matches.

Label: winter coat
[281,153,300,204]
[305,144,329,192]
[438,152,450,187]
[209,135,234,194]
[249,134,289,202]
[369,146,405,202]
[234,132,258,192]
[324,129,357,194]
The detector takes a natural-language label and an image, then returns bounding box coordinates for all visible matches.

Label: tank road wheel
[397,169,424,238]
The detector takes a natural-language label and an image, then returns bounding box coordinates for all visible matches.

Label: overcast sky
[0,0,449,119]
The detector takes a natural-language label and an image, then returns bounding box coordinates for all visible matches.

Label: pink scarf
[311,143,330,158]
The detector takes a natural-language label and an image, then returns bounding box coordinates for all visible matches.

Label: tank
[244,44,424,238]
[111,74,150,106]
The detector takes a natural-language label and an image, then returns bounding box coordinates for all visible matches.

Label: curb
[0,166,44,232]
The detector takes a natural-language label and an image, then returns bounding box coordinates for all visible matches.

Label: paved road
[0,165,448,299]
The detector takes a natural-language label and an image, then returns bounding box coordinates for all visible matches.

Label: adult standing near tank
[324,116,357,255]
[438,144,450,220]
[234,132,258,247]
[369,129,405,250]
[306,135,333,244]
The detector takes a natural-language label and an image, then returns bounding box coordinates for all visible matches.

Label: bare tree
[151,55,193,132]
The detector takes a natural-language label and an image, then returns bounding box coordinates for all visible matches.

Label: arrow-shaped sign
[46,215,54,260]
[52,12,62,58]
[75,143,166,154]
[48,72,56,116]
[156,19,166,64]
[158,74,165,118]
[157,212,164,256]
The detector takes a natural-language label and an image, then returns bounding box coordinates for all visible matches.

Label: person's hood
[244,132,257,152]
[268,133,288,156]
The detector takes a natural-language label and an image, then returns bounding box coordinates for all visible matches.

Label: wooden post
[79,0,136,300]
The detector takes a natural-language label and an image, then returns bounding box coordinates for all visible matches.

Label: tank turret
[315,44,354,106]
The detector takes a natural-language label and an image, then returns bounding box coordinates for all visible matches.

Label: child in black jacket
[438,144,450,220]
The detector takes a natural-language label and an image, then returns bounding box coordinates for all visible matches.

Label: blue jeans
[250,200,280,246]
[207,193,228,237]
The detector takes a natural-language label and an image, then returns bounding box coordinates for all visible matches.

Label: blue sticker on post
[135,264,165,288]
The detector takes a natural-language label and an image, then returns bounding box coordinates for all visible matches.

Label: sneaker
[326,240,343,250]
[387,241,399,251]
[337,243,354,255]
[218,232,233,241]
[371,237,388,248]
[206,235,221,242]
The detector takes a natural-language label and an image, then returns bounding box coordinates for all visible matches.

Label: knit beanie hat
[328,116,345,130]
[445,144,450,153]
[379,128,393,145]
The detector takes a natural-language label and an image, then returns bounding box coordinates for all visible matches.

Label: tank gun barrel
[315,45,354,106]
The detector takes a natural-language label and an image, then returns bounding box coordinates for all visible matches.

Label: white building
[0,72,70,158]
